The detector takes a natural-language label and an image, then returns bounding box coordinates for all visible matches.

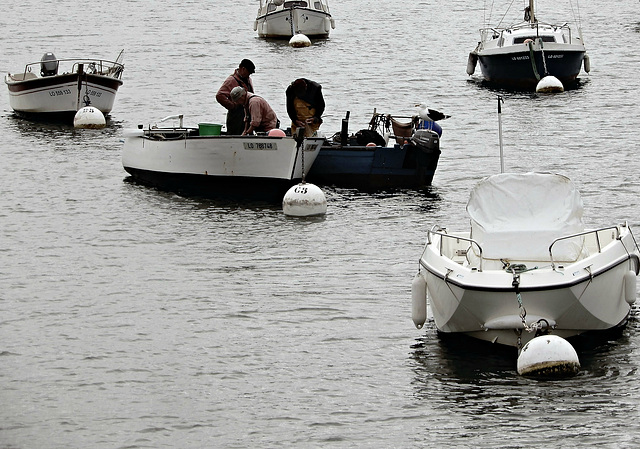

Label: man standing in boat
[229,86,279,136]
[216,59,255,135]
[286,78,325,137]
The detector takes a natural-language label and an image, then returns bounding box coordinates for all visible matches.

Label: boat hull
[122,130,324,201]
[477,47,585,90]
[307,141,440,190]
[419,227,639,347]
[6,72,122,116]
[256,7,333,38]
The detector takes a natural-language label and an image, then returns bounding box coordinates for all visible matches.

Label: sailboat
[467,0,589,90]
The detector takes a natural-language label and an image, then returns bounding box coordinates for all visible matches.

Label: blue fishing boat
[307,111,443,190]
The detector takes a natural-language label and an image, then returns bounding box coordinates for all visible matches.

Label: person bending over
[286,78,325,137]
[230,86,278,135]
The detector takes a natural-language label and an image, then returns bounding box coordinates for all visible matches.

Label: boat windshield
[513,35,556,44]
[284,1,308,7]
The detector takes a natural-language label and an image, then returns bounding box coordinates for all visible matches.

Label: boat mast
[528,0,535,24]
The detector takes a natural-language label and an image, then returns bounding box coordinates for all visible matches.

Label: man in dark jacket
[216,59,255,135]
[286,78,325,137]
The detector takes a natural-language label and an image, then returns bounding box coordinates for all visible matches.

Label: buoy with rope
[283,127,327,216]
[529,39,564,93]
[289,33,311,48]
[73,72,106,128]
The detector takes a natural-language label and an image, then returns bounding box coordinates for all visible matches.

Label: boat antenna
[497,95,505,173]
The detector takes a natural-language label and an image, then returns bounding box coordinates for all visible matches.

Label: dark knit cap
[240,59,255,74]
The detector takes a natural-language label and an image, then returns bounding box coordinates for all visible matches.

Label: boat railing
[548,225,620,269]
[19,58,124,79]
[428,225,485,272]
[480,20,574,40]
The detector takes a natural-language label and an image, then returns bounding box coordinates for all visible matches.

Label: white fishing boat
[122,116,324,202]
[5,51,124,118]
[467,0,589,90]
[412,172,640,350]
[254,0,335,39]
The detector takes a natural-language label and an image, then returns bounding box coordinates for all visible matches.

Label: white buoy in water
[289,33,311,48]
[283,182,327,216]
[517,335,580,377]
[536,75,564,93]
[411,272,427,329]
[74,106,106,129]
[624,270,637,304]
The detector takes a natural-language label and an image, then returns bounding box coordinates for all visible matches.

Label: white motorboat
[5,51,124,118]
[467,0,589,90]
[254,0,335,39]
[412,172,640,349]
[122,116,324,202]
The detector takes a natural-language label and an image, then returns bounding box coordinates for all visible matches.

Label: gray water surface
[2,0,640,447]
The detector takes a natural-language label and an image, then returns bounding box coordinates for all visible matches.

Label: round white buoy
[283,182,327,217]
[517,335,580,377]
[74,106,106,129]
[536,75,564,93]
[289,34,311,48]
[411,272,427,329]
[624,270,637,304]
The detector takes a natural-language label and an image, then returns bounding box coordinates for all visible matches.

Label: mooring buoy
[74,106,106,129]
[517,334,580,377]
[289,34,311,48]
[283,182,326,216]
[536,75,564,93]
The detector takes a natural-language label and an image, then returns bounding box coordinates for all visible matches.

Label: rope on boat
[528,41,541,81]
[289,8,295,36]
[293,126,306,182]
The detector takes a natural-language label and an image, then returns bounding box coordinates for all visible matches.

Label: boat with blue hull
[467,0,589,90]
[307,111,442,190]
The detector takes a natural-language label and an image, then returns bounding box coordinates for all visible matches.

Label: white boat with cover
[254,0,335,39]
[5,51,124,118]
[467,0,588,90]
[122,116,324,202]
[412,172,640,349]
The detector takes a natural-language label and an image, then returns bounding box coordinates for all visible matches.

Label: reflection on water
[408,318,640,449]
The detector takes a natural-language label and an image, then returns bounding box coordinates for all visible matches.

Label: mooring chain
[539,39,549,76]
[83,76,91,107]
[511,268,544,333]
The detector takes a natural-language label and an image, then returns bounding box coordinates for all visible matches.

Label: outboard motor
[40,52,58,77]
[411,129,440,154]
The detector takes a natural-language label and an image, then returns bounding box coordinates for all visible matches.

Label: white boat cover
[467,172,585,261]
